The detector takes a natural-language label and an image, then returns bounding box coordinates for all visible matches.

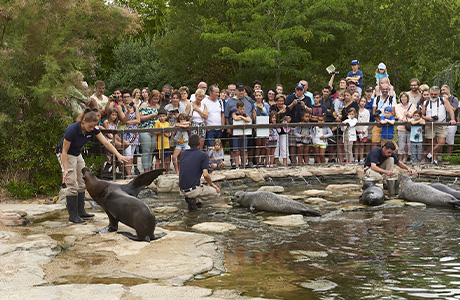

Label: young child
[265,111,279,168]
[172,113,191,174]
[342,107,357,163]
[310,91,328,122]
[154,108,171,172]
[371,113,382,150]
[410,110,425,163]
[374,62,389,96]
[354,97,370,163]
[347,59,363,95]
[380,106,395,147]
[333,90,345,119]
[102,107,128,173]
[208,139,226,171]
[294,111,313,166]
[232,101,251,168]
[312,114,333,164]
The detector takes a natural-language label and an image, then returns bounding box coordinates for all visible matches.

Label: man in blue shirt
[179,134,220,210]
[364,141,416,182]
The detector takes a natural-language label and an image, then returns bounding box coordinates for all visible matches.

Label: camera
[165,92,171,99]
[129,101,135,107]
[113,95,119,100]
[374,109,382,118]
[432,115,438,121]
[415,134,420,139]
[332,71,340,74]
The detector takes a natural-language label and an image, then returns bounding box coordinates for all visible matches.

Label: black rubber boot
[66,195,85,223]
[78,192,94,218]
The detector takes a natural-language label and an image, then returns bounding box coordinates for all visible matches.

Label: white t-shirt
[203,97,224,126]
[90,93,108,109]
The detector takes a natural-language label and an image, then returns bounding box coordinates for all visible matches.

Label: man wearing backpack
[422,86,456,165]
[372,83,396,118]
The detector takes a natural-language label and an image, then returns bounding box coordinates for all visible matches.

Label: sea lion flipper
[95,225,118,234]
[122,169,165,197]
[153,232,167,240]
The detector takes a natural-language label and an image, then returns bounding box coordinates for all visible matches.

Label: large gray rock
[263,215,306,227]
[258,185,284,193]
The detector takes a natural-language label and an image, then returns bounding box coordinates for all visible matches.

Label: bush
[2,180,37,200]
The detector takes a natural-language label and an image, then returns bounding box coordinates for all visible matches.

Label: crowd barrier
[95,121,457,180]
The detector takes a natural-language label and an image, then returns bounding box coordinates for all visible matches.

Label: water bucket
[386,178,400,195]
[363,177,379,185]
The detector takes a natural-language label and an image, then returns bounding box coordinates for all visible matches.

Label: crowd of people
[67,59,459,176]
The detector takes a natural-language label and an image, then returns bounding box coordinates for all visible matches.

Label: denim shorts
[175,142,190,150]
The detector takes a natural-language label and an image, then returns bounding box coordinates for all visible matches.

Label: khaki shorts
[425,123,447,139]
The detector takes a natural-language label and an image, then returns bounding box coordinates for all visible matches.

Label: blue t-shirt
[224,97,255,124]
[364,98,375,122]
[410,119,423,143]
[364,147,399,168]
[179,148,209,190]
[311,104,327,117]
[347,70,364,88]
[57,122,101,156]
[375,72,389,84]
[380,116,395,139]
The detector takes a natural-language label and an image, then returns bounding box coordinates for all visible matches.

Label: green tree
[0,0,140,197]
[106,36,164,91]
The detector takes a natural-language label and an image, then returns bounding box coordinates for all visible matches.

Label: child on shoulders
[374,62,389,96]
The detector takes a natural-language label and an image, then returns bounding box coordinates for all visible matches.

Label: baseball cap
[384,106,392,112]
[365,86,373,92]
[351,59,359,65]
[295,83,305,90]
[378,62,386,70]
[236,83,245,90]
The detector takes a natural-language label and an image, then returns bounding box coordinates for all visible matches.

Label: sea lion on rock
[82,167,166,242]
[231,191,321,216]
[398,175,460,208]
[359,182,385,206]
[429,183,460,199]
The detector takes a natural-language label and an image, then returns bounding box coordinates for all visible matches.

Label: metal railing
[97,121,456,179]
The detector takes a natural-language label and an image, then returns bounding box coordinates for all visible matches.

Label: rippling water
[148,176,460,299]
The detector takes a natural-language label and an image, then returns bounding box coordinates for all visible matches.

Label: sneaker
[426,153,433,159]
[134,168,140,175]
[433,160,438,165]
[102,163,112,174]
[248,162,254,168]
[359,160,364,164]
[329,158,336,163]
[354,160,359,163]
[231,163,236,169]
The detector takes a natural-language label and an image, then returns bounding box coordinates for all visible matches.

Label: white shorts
[446,125,457,145]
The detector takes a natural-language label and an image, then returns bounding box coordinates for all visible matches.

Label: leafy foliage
[105,36,164,92]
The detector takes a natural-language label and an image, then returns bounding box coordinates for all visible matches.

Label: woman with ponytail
[56,108,129,224]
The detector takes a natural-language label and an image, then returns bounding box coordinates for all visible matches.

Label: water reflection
[149,176,460,299]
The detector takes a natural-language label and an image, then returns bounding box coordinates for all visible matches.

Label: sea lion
[82,167,166,242]
[398,175,460,208]
[429,183,460,199]
[231,191,321,216]
[359,182,385,206]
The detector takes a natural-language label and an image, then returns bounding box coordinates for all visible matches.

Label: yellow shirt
[154,120,170,149]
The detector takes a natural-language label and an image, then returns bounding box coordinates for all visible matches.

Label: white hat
[378,62,386,70]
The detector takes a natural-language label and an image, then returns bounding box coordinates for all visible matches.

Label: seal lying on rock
[231,191,321,216]
[359,182,385,206]
[82,167,166,242]
[398,175,460,208]
[430,183,460,199]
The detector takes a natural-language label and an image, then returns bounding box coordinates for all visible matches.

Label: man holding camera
[373,83,396,118]
[422,86,456,164]
[285,83,312,123]
[160,84,173,109]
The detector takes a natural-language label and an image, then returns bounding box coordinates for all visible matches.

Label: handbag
[404,122,411,131]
